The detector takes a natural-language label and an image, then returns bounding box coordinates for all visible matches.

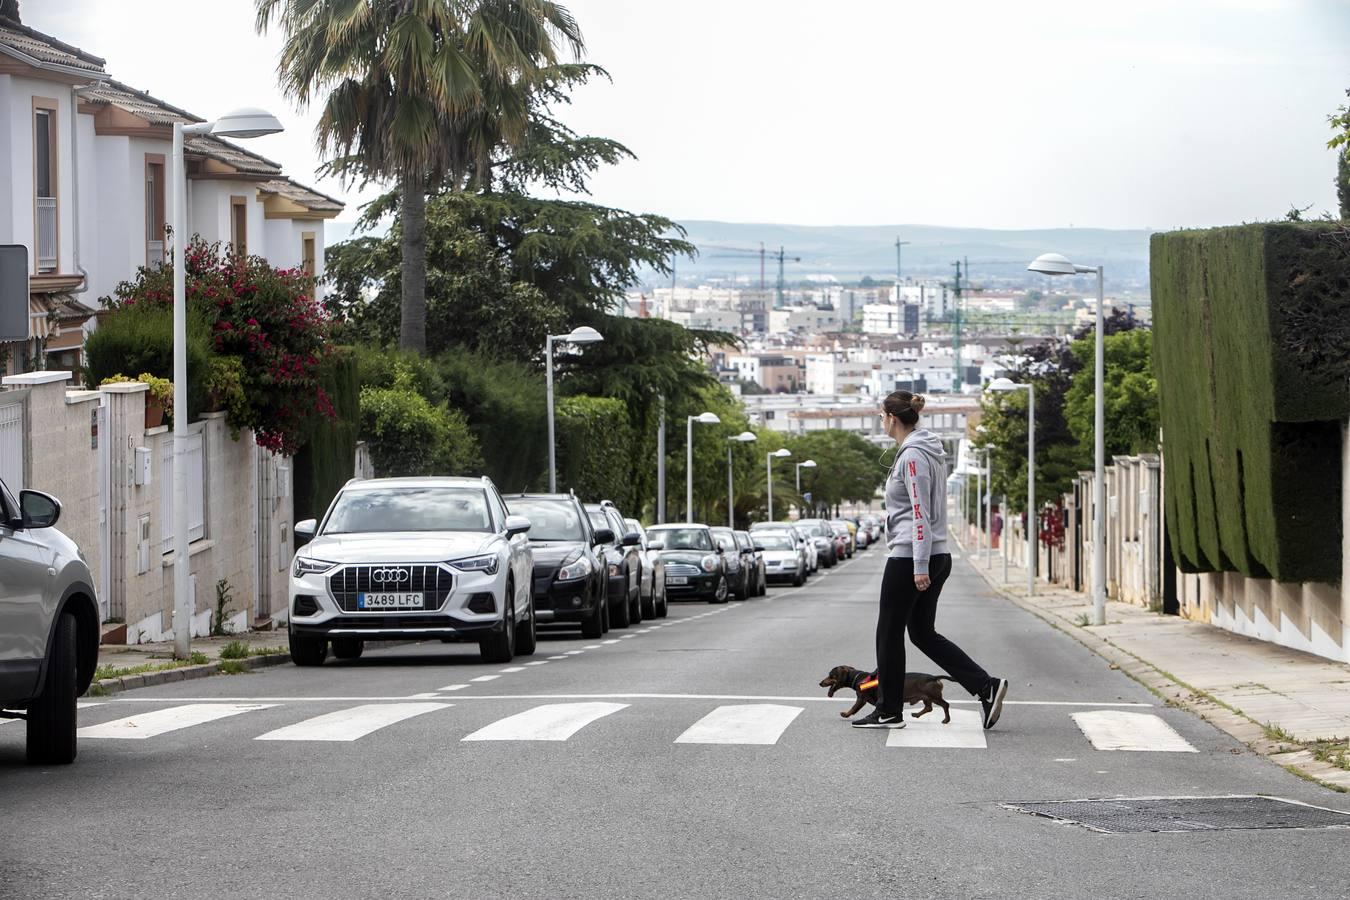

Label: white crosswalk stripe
[1,701,102,726]
[256,703,448,742]
[675,704,803,745]
[1071,710,1198,752]
[885,708,986,749]
[79,703,273,739]
[461,702,627,742]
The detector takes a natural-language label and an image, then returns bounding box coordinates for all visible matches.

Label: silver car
[0,484,100,764]
[624,518,668,620]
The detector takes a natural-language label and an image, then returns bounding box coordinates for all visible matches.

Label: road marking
[438,684,470,691]
[547,655,567,660]
[886,708,986,749]
[407,692,443,699]
[499,667,526,673]
[80,703,273,739]
[461,702,628,742]
[583,645,602,650]
[1,701,103,726]
[564,650,584,655]
[470,675,500,683]
[256,703,448,742]
[107,694,1156,707]
[1072,710,1198,752]
[602,639,620,645]
[525,661,548,666]
[675,704,804,745]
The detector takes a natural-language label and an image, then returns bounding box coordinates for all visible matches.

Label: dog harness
[851,671,879,692]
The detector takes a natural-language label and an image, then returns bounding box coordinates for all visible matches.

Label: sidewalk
[91,630,291,696]
[956,537,1350,792]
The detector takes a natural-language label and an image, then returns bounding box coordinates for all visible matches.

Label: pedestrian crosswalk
[36,699,1206,754]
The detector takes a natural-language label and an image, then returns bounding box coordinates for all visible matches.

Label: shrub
[84,302,212,418]
[1151,223,1349,583]
[555,395,634,509]
[434,348,547,491]
[359,365,482,477]
[294,348,360,522]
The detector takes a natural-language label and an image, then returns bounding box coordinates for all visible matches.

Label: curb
[957,542,1350,794]
[87,652,291,698]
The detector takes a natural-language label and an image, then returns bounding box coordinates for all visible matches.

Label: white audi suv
[287,476,535,666]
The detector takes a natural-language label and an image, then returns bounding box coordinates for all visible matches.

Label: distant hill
[669,221,1152,290]
[327,218,1153,290]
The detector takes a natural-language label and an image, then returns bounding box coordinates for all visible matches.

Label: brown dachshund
[819,664,955,723]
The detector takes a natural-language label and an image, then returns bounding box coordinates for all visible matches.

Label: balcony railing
[146,240,165,268]
[36,196,56,272]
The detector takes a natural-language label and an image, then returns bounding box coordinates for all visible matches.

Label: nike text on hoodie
[885,429,949,575]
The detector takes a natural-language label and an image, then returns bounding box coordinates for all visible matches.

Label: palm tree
[255,0,583,354]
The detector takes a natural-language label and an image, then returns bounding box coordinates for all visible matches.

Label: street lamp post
[725,431,757,527]
[766,448,792,520]
[988,377,1035,597]
[686,412,721,522]
[171,108,283,660]
[983,449,994,569]
[1028,253,1106,626]
[545,326,604,493]
[795,459,817,515]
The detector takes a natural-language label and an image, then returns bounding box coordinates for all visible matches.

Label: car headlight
[700,555,719,573]
[557,555,592,581]
[450,554,499,575]
[293,556,336,578]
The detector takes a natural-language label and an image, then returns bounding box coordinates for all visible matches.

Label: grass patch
[1311,739,1350,771]
[1073,613,1091,627]
[250,645,288,657]
[1263,722,1298,743]
[219,640,250,660]
[219,660,249,675]
[93,655,208,682]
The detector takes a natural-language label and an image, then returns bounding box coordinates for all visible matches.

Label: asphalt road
[3,548,1348,900]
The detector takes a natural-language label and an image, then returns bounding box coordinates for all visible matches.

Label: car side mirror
[621,531,641,547]
[18,490,60,529]
[593,527,614,545]
[754,545,766,553]
[716,546,724,554]
[295,519,317,543]
[648,540,665,551]
[504,515,531,537]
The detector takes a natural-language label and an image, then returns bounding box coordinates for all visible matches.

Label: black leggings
[875,554,990,714]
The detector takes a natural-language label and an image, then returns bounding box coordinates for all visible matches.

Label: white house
[0,16,342,374]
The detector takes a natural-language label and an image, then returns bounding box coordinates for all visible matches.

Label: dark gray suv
[0,484,100,764]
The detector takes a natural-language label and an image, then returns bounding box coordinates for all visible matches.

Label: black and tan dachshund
[819,664,955,723]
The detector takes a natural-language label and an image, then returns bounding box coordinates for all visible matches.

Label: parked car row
[283,474,885,671]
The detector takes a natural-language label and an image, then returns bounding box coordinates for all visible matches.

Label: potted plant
[101,373,174,428]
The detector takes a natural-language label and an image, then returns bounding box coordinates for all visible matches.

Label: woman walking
[852,391,1009,730]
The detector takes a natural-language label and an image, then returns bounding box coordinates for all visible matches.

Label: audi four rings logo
[370,567,410,583]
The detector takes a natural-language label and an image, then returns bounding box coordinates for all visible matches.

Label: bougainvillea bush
[101,239,335,455]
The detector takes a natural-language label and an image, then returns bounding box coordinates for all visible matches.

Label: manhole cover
[1002,796,1350,834]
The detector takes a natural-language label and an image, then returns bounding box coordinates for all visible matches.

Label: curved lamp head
[798,459,817,469]
[729,431,757,443]
[693,412,721,425]
[1028,252,1096,277]
[564,326,603,345]
[209,107,284,139]
[987,377,1022,392]
[771,448,792,459]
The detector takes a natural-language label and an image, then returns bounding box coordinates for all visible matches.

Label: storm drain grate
[1002,795,1350,834]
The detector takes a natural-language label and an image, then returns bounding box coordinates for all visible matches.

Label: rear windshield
[586,509,609,533]
[648,527,713,551]
[325,487,491,534]
[507,498,585,542]
[712,530,737,551]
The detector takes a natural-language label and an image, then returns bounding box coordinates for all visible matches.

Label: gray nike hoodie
[885,428,948,573]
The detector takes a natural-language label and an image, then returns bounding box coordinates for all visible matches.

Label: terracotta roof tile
[0,18,105,74]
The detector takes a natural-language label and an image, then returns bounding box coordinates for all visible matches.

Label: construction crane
[704,244,803,308]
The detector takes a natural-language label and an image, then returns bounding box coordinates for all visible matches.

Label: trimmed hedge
[83,302,212,420]
[293,349,359,522]
[555,396,635,510]
[1151,223,1349,583]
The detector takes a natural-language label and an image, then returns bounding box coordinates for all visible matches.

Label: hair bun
[910,394,926,413]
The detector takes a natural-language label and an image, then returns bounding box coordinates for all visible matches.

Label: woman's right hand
[914,573,931,591]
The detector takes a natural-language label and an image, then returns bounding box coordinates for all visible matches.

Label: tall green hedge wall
[555,396,635,511]
[293,348,360,523]
[1151,223,1349,584]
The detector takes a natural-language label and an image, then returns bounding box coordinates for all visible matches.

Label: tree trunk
[399,171,427,355]
[1339,149,1350,221]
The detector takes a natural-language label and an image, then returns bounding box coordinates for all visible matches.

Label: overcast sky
[32,0,1350,230]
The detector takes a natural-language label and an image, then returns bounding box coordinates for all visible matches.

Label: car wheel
[793,568,804,587]
[581,596,605,639]
[26,613,78,766]
[640,586,656,620]
[289,628,328,667]
[331,638,364,660]
[610,582,632,629]
[711,576,729,603]
[657,584,669,618]
[630,582,643,625]
[480,595,516,664]
[516,597,537,656]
